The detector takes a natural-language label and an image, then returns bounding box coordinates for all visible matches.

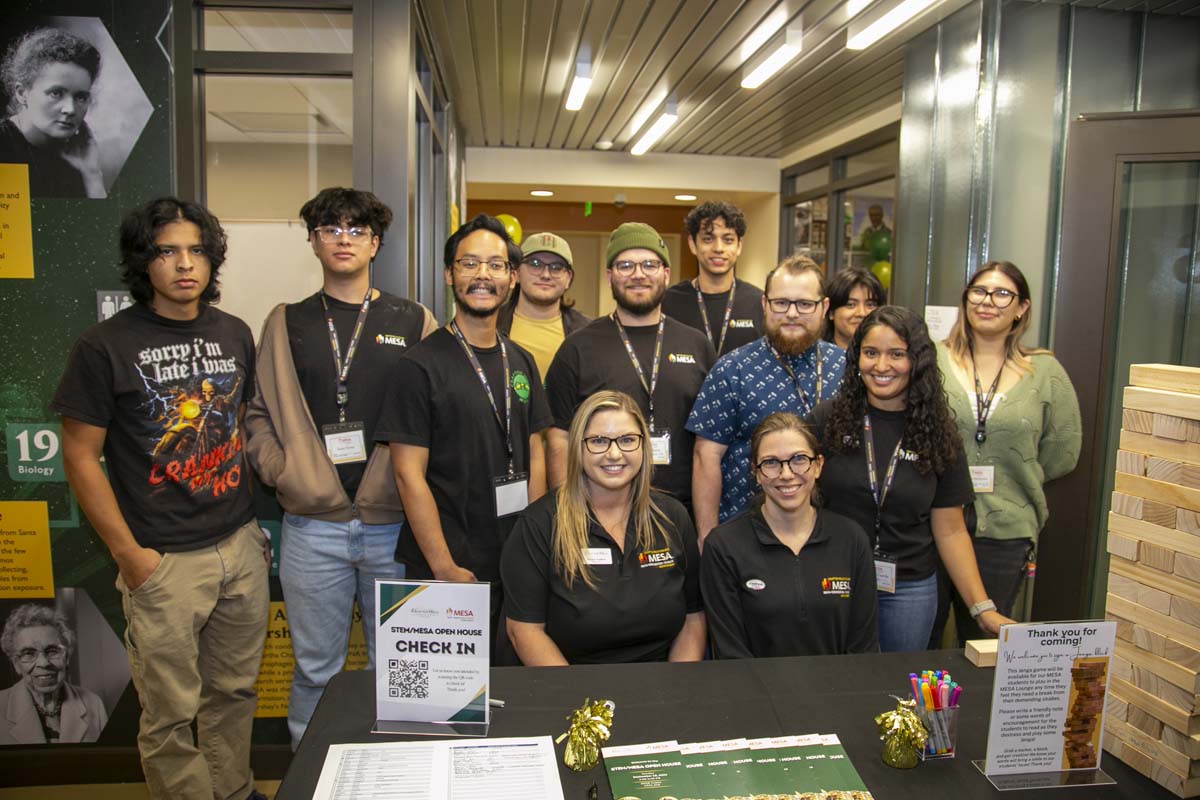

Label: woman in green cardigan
[934,261,1081,644]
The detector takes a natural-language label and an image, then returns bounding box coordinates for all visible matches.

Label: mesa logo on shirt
[638,548,676,569]
[667,353,697,364]
[730,319,756,329]
[821,576,851,597]
[375,333,407,347]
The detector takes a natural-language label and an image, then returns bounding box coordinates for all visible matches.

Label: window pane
[792,196,829,267]
[790,166,829,197]
[203,9,352,53]
[845,140,898,178]
[203,75,353,338]
[842,179,895,273]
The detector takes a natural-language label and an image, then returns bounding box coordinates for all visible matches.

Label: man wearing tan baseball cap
[499,231,591,380]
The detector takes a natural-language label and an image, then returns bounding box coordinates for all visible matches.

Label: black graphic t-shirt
[545,316,714,503]
[376,328,552,582]
[287,290,428,497]
[661,278,764,357]
[51,304,256,552]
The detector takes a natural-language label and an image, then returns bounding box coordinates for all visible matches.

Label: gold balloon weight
[875,696,928,769]
[555,698,616,772]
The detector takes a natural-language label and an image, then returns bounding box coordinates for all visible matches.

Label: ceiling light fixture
[628,90,667,138]
[740,8,787,62]
[741,26,803,90]
[847,0,938,49]
[530,190,554,197]
[846,0,873,18]
[565,58,592,111]
[630,100,678,156]
[675,194,698,201]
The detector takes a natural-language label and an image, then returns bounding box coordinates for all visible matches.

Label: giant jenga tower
[1104,364,1200,797]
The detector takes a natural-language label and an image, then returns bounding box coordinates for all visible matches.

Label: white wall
[216,221,323,340]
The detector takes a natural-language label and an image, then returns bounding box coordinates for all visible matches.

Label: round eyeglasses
[754,453,818,478]
[965,286,1019,308]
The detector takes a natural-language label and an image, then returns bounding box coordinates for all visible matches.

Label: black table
[277,650,1174,799]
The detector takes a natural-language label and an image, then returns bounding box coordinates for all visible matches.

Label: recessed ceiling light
[530,190,554,197]
[675,194,697,201]
[594,140,614,150]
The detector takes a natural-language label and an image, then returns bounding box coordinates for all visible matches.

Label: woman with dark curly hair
[808,306,1014,651]
[0,27,105,198]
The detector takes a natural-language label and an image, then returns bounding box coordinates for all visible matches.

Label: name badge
[874,552,897,594]
[650,431,672,465]
[970,465,995,493]
[583,547,613,565]
[493,472,529,518]
[322,421,367,464]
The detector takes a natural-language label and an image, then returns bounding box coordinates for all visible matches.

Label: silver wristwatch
[969,599,997,619]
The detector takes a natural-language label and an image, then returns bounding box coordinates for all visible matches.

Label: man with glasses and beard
[687,255,846,544]
[545,222,715,516]
[377,214,550,660]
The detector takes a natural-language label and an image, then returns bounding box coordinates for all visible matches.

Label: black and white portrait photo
[0,16,153,199]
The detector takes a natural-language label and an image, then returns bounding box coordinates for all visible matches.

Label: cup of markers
[910,670,961,760]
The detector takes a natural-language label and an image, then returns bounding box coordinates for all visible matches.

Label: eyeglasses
[965,286,1019,308]
[755,453,818,478]
[314,226,373,243]
[522,257,571,276]
[454,257,512,275]
[611,260,665,277]
[16,645,66,664]
[583,434,644,454]
[766,296,823,315]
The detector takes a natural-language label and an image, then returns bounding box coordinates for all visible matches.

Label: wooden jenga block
[1124,409,1156,434]
[1156,413,1192,442]
[1126,703,1165,737]
[1109,531,1141,561]
[1185,463,1200,489]
[1104,732,1155,776]
[1117,472,1200,514]
[1105,714,1197,779]
[1108,571,1141,602]
[1118,639,1200,693]
[1110,614,1135,642]
[1108,593,1200,650]
[1111,556,1200,607]
[1181,509,1200,537]
[1145,499,1180,530]
[1162,724,1200,760]
[1135,624,1169,657]
[1131,364,1200,395]
[1176,595,1200,629]
[1148,456,1184,483]
[1177,552,1200,584]
[1108,694,1130,721]
[1126,384,1200,418]
[1168,638,1200,672]
[1111,675,1200,734]
[1131,663,1200,711]
[1138,581,1174,614]
[1113,491,1144,519]
[1121,429,1200,467]
[1144,541,1179,573]
[1119,449,1149,476]
[1113,655,1134,682]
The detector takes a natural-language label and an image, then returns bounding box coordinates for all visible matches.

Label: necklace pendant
[975,430,987,444]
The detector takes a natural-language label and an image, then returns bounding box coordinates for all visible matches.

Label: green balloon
[868,230,893,262]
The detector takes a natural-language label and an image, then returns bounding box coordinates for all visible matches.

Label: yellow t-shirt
[508,311,565,381]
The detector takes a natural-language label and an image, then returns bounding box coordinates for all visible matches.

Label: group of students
[47,189,1081,800]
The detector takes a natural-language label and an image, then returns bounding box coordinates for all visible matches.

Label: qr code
[387,658,429,698]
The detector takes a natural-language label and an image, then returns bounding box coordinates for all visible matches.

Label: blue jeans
[877,572,938,653]
[279,513,405,747]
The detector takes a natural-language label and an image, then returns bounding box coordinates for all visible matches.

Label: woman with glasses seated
[932,262,1080,644]
[701,412,878,658]
[501,390,706,665]
[0,603,107,744]
[810,306,1016,652]
[823,267,885,351]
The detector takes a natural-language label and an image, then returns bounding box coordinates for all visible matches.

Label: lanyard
[320,288,372,423]
[611,312,665,430]
[693,278,736,354]
[770,344,823,416]
[862,412,903,537]
[449,321,514,473]
[968,343,1003,444]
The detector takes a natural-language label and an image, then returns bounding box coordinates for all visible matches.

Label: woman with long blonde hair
[501,390,705,665]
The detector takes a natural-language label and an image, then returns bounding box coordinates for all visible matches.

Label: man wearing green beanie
[544,222,715,516]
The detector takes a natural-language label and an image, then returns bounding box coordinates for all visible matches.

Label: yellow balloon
[871,260,892,290]
[495,214,523,245]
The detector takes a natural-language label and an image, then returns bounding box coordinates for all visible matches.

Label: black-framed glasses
[454,257,512,275]
[766,296,823,315]
[965,286,1019,308]
[611,259,665,276]
[583,434,644,454]
[314,225,372,243]
[16,645,66,664]
[522,257,571,276]
[754,453,818,478]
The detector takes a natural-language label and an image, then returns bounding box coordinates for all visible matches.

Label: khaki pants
[118,520,269,800]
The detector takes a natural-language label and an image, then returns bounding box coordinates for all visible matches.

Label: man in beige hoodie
[245,187,435,747]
